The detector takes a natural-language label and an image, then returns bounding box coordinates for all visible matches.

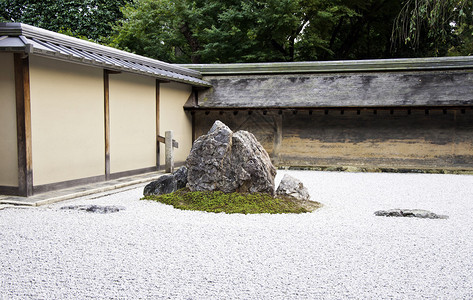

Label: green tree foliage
[111,0,406,63]
[391,0,473,57]
[298,0,404,60]
[0,0,131,42]
[449,3,473,56]
[2,0,471,62]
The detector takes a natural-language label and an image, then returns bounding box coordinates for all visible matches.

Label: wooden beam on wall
[14,53,33,197]
[189,88,199,143]
[272,114,283,166]
[104,70,111,180]
[191,111,196,143]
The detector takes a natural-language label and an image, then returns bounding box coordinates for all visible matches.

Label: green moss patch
[142,188,322,214]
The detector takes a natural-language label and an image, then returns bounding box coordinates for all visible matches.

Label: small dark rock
[143,174,177,196]
[173,166,188,190]
[60,205,125,214]
[374,209,448,219]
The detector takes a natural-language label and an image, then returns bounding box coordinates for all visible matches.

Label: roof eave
[0,23,203,79]
[181,56,473,75]
[0,23,211,88]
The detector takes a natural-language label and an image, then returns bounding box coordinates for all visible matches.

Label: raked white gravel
[1,170,472,299]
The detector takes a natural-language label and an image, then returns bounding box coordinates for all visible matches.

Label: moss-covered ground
[142,188,322,214]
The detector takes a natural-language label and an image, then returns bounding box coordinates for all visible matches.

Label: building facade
[184,59,473,173]
[0,23,210,196]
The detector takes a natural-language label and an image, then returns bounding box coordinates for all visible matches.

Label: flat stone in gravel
[374,208,449,219]
[60,204,125,214]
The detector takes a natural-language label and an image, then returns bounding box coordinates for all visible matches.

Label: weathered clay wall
[197,70,473,109]
[194,109,473,171]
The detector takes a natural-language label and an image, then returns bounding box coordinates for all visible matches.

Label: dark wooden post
[14,53,33,197]
[156,80,160,170]
[103,70,111,180]
[189,88,198,143]
[103,70,121,179]
[273,113,283,166]
[191,111,196,143]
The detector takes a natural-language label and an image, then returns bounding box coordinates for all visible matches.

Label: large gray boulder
[276,174,310,200]
[186,120,276,194]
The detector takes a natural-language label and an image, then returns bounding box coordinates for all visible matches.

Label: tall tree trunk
[180,22,201,63]
[338,0,389,58]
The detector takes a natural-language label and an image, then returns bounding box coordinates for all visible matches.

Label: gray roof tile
[0,23,211,87]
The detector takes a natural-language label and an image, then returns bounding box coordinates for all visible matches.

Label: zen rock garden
[144,120,448,219]
[144,120,317,213]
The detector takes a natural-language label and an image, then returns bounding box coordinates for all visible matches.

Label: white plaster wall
[29,56,104,185]
[109,72,156,173]
[0,53,19,186]
[159,82,193,165]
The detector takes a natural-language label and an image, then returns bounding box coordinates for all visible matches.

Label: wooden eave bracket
[183,89,199,108]
[18,36,33,53]
[105,69,122,75]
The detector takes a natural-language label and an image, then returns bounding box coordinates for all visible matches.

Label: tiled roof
[0,23,211,87]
